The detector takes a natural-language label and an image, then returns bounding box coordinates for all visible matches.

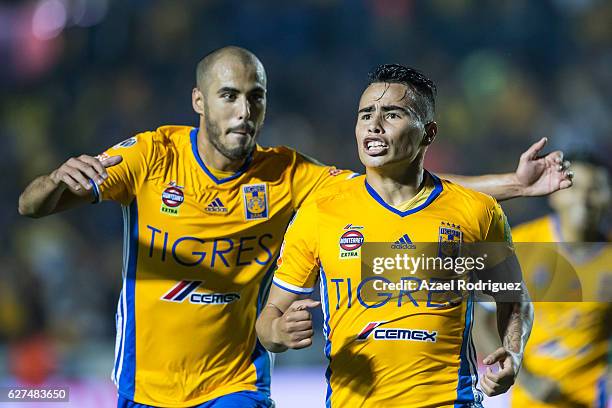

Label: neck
[196,125,247,173]
[365,157,426,207]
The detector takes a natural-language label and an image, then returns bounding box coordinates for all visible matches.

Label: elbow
[18,194,42,218]
[17,195,34,217]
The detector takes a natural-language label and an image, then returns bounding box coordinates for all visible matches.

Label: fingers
[480,366,515,397]
[546,149,564,165]
[522,137,548,160]
[281,299,319,349]
[62,164,92,191]
[102,155,123,168]
[57,154,114,193]
[483,347,508,365]
[285,320,313,332]
[78,155,108,185]
[291,335,314,349]
[285,310,313,322]
[560,160,571,172]
[288,299,321,312]
[57,171,86,193]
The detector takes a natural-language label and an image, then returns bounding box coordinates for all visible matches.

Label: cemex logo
[357,322,437,342]
[162,280,240,305]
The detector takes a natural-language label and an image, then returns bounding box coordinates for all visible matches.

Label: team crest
[242,183,268,221]
[160,181,184,216]
[438,222,462,258]
[339,226,365,259]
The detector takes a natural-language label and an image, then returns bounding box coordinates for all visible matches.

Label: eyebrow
[217,86,266,95]
[357,105,411,114]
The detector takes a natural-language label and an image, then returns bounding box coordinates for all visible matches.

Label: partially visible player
[478,150,611,408]
[18,47,569,407]
[256,64,534,407]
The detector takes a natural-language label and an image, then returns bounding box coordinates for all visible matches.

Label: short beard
[204,102,257,161]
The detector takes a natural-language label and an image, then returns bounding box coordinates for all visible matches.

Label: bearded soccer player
[19,48,566,407]
[479,150,611,408]
[257,64,536,407]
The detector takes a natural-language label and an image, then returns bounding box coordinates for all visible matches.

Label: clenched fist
[273,299,320,349]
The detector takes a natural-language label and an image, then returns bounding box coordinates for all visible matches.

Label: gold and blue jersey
[95,125,356,406]
[511,216,611,408]
[273,173,513,407]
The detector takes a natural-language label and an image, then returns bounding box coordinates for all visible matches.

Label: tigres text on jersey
[273,172,515,408]
[95,125,356,406]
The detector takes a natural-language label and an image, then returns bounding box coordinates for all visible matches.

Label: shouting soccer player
[257,64,535,407]
[19,48,567,408]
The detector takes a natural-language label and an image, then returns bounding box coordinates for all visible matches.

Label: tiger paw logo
[160,181,184,216]
[242,183,268,221]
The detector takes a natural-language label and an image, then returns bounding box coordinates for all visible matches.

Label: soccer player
[256,64,535,407]
[18,47,566,408]
[478,150,611,408]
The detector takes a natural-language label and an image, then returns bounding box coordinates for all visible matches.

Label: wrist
[508,173,527,198]
[506,349,523,376]
[271,317,288,349]
[49,171,66,191]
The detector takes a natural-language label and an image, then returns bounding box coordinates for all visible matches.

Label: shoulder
[107,125,191,156]
[304,175,365,209]
[150,125,193,150]
[252,145,315,166]
[511,215,554,242]
[436,174,499,214]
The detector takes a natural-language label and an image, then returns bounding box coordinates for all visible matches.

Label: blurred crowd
[1,0,611,385]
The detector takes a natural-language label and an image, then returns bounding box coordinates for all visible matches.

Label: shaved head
[191,46,267,162]
[196,46,266,91]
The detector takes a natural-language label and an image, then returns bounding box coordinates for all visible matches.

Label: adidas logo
[205,197,228,214]
[392,233,416,249]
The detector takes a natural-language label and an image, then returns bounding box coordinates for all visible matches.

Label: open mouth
[363,137,389,156]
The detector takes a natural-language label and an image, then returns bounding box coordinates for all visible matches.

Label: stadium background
[1,0,611,406]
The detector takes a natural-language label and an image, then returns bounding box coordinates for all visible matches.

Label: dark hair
[368,64,437,122]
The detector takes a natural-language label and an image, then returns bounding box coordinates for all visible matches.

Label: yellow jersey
[94,125,357,406]
[273,172,513,407]
[511,215,611,408]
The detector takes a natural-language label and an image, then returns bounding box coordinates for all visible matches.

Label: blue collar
[364,171,443,217]
[190,127,253,184]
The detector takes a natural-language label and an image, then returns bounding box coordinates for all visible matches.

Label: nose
[237,96,251,121]
[368,114,384,134]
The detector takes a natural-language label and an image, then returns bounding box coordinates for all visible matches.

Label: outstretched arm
[442,137,573,201]
[18,154,122,217]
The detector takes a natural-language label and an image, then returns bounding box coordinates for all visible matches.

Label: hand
[50,154,123,196]
[274,299,320,349]
[515,137,573,197]
[481,347,517,396]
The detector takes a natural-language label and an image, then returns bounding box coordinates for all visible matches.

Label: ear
[192,87,205,115]
[422,122,438,146]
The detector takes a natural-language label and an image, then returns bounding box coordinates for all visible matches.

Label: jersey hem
[272,277,315,294]
[116,384,262,407]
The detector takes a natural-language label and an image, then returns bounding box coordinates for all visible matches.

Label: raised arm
[442,137,573,201]
[256,285,319,353]
[18,154,122,218]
